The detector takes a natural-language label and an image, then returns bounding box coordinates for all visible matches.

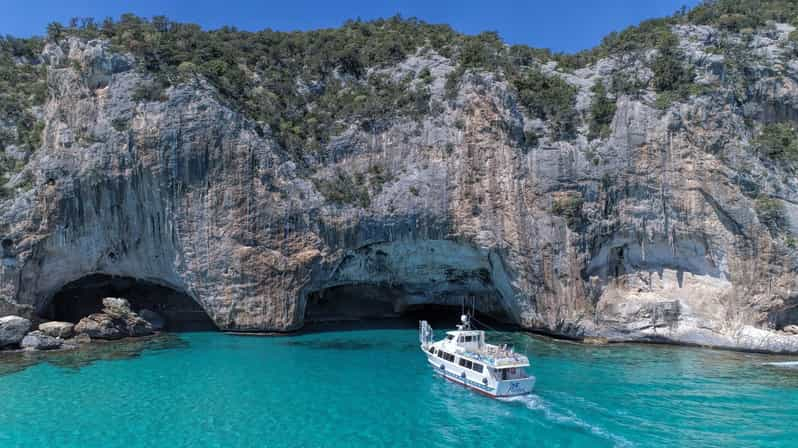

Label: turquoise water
[2,329,798,447]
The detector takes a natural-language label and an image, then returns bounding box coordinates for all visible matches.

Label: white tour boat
[419,314,535,398]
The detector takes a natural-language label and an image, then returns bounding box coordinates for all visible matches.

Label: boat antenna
[471,314,499,333]
[471,296,475,319]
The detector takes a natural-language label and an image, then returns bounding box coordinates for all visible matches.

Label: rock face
[1,24,798,353]
[74,298,153,340]
[0,316,32,348]
[20,330,63,350]
[38,321,75,339]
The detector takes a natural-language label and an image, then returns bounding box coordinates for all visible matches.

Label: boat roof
[446,330,484,336]
[435,333,530,368]
[460,349,530,368]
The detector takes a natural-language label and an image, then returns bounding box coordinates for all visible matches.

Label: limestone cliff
[2,16,798,352]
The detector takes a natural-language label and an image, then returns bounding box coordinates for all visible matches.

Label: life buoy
[440,364,445,370]
[482,378,488,385]
[460,372,466,379]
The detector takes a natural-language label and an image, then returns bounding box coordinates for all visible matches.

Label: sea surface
[2,327,798,447]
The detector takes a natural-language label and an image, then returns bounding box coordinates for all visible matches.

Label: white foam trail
[763,361,798,368]
[500,395,633,448]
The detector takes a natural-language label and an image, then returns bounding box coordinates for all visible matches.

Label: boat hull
[427,357,535,398]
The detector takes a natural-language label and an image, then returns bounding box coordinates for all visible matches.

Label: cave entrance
[303,283,517,331]
[42,274,217,331]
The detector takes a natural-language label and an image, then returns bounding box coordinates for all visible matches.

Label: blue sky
[2,0,700,53]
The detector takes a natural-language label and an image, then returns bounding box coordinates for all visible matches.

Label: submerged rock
[20,331,63,351]
[0,316,32,348]
[139,309,165,331]
[38,321,75,339]
[71,333,91,344]
[582,337,609,345]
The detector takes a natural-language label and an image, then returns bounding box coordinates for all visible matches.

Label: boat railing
[419,320,434,349]
[463,344,529,367]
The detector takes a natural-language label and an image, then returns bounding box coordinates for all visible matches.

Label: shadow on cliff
[294,304,519,335]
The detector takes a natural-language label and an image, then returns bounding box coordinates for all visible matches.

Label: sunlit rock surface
[1,27,798,352]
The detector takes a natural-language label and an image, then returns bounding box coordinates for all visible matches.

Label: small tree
[652,34,694,93]
[755,197,787,233]
[588,82,616,140]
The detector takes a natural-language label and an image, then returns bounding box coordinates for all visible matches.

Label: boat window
[471,363,483,373]
[457,336,464,343]
[446,335,454,341]
[458,358,473,369]
[438,351,455,362]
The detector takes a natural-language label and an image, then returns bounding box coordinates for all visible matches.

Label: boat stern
[496,376,535,397]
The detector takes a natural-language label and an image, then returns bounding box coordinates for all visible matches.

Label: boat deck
[460,344,529,368]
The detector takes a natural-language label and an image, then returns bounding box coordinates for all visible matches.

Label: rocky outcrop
[1,23,798,353]
[38,321,74,339]
[0,316,32,348]
[20,330,63,350]
[0,299,35,321]
[74,298,153,340]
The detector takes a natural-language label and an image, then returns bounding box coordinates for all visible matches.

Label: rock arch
[300,239,522,327]
[40,273,216,331]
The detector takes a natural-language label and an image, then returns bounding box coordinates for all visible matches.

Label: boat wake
[499,395,633,448]
[762,361,798,368]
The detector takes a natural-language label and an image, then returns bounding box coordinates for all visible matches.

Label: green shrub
[551,192,584,228]
[18,119,44,151]
[313,171,370,208]
[716,14,757,32]
[754,123,798,161]
[523,130,539,151]
[111,118,129,132]
[0,37,47,156]
[131,80,168,102]
[444,67,463,100]
[651,34,694,93]
[588,82,616,139]
[417,67,433,84]
[512,69,578,140]
[610,71,645,97]
[459,32,504,69]
[654,91,679,110]
[368,164,394,194]
[687,0,797,29]
[755,196,787,232]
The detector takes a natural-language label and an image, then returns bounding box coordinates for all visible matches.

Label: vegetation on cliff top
[0,36,47,191]
[2,0,797,184]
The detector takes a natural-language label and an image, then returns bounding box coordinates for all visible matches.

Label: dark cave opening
[303,283,516,331]
[42,274,217,331]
